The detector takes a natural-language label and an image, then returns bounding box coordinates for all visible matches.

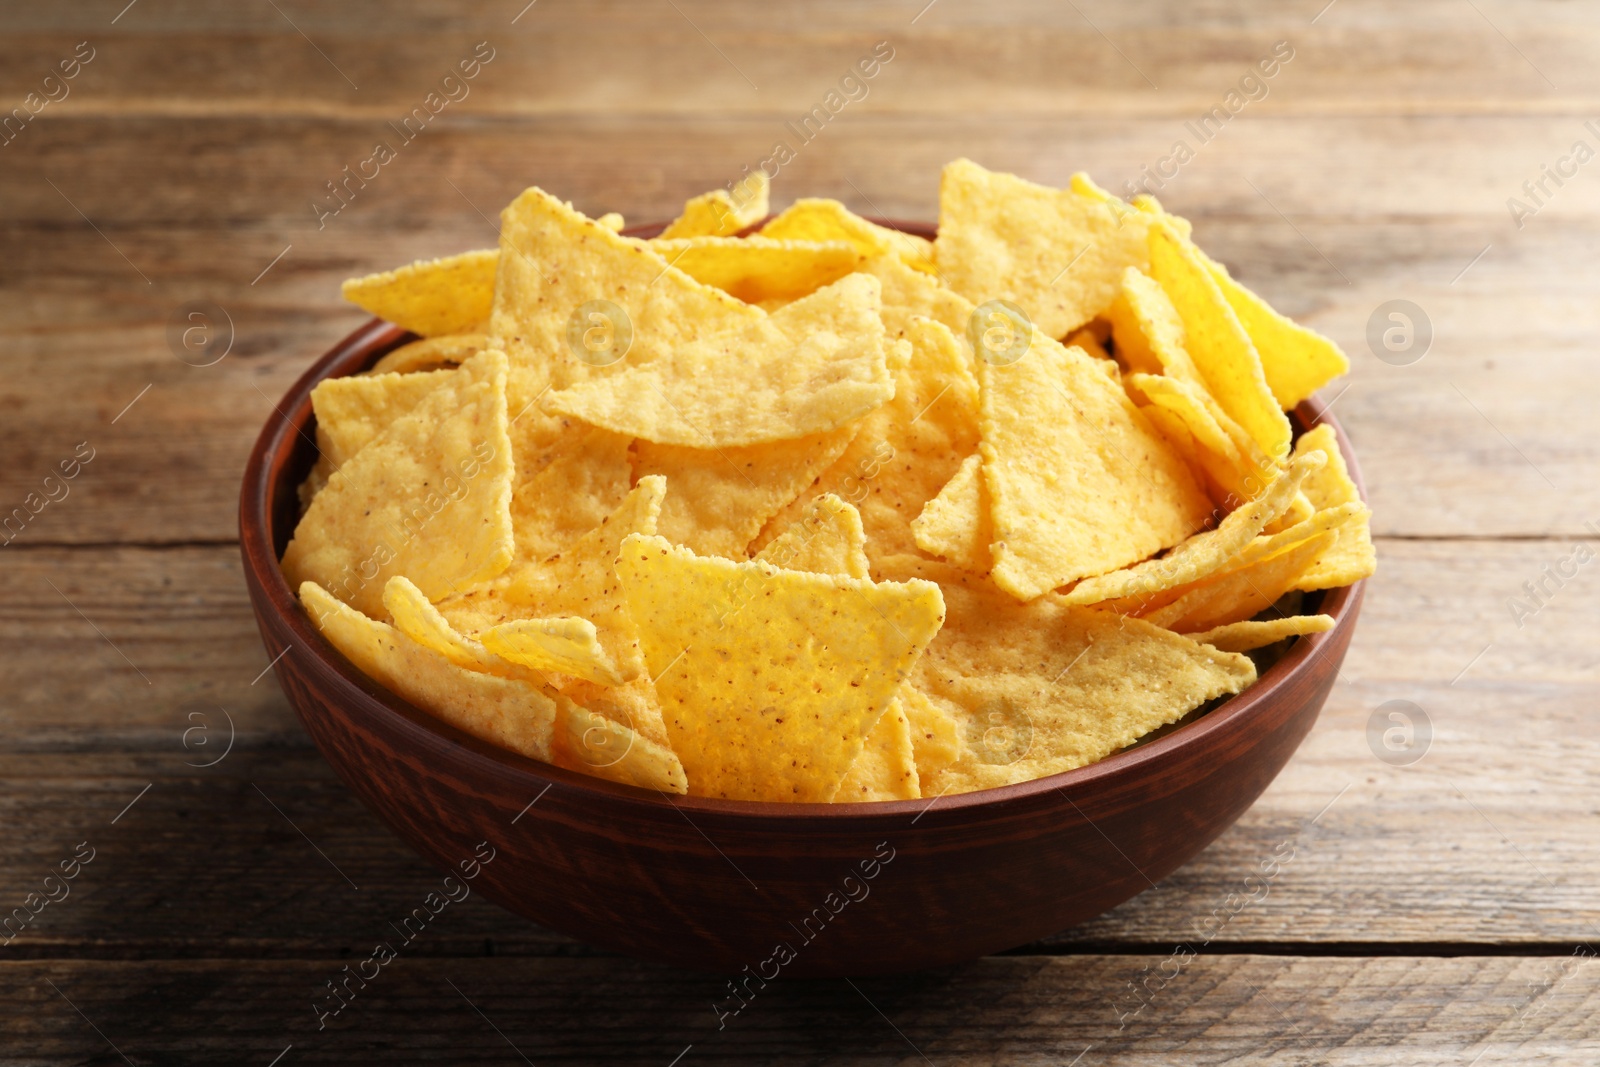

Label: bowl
[239,220,1365,977]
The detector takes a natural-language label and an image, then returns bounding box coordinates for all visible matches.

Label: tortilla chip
[760,198,935,274]
[310,369,453,472]
[1207,255,1350,410]
[1290,424,1377,591]
[756,316,982,566]
[509,419,633,564]
[479,616,626,686]
[543,272,890,447]
[645,236,861,305]
[1188,614,1334,653]
[281,349,515,618]
[980,332,1213,600]
[1148,219,1291,462]
[934,159,1154,339]
[831,697,920,802]
[616,534,946,802]
[658,172,770,238]
[383,575,549,682]
[899,682,963,787]
[1058,451,1326,608]
[911,453,990,572]
[1146,530,1336,633]
[1127,373,1277,509]
[553,699,687,793]
[436,475,664,681]
[342,249,497,337]
[754,494,870,579]
[301,581,559,762]
[368,332,490,375]
[860,253,975,341]
[878,557,1255,794]
[635,425,858,558]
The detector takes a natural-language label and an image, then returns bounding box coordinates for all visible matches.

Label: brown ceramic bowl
[240,221,1365,977]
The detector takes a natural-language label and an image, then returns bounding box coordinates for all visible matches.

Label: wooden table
[3,1,1597,1062]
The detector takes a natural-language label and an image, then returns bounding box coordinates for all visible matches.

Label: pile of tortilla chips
[283,160,1373,803]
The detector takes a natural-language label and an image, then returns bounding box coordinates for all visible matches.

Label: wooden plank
[5,0,1600,119]
[1,540,1596,953]
[4,954,1598,1064]
[1,116,1597,542]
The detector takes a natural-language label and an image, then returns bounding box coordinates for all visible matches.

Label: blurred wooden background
[2,1,1598,1062]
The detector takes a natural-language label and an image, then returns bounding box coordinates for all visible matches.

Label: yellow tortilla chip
[1146,530,1336,633]
[1059,451,1326,608]
[899,682,963,787]
[492,187,761,396]
[879,557,1256,794]
[935,159,1154,339]
[911,453,990,572]
[1188,614,1334,653]
[1290,424,1377,591]
[831,697,920,802]
[981,332,1213,600]
[368,332,490,375]
[860,254,975,341]
[754,494,870,579]
[760,198,935,274]
[382,575,548,682]
[509,420,633,564]
[635,425,858,558]
[479,617,625,686]
[543,272,892,447]
[1206,255,1350,410]
[342,249,497,337]
[1148,219,1291,462]
[616,534,946,802]
[756,316,981,566]
[310,369,452,471]
[658,172,770,239]
[281,349,514,618]
[301,581,559,763]
[645,236,861,305]
[553,700,687,793]
[436,475,664,681]
[1126,372,1277,510]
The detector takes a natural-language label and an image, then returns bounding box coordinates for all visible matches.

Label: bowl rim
[240,217,1366,823]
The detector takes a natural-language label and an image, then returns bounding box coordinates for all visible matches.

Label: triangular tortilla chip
[658,172,770,238]
[860,254,975,341]
[756,316,981,567]
[508,418,634,564]
[899,682,963,787]
[1206,255,1350,410]
[1058,451,1326,608]
[1148,219,1291,463]
[934,159,1154,339]
[383,575,551,682]
[1125,372,1276,509]
[878,557,1256,794]
[1145,530,1336,633]
[543,272,892,447]
[645,236,861,305]
[910,453,991,573]
[301,581,559,763]
[831,697,920,802]
[616,534,946,802]
[281,349,514,618]
[342,249,497,337]
[980,332,1213,600]
[310,369,453,471]
[437,476,666,683]
[551,678,687,793]
[479,617,626,686]
[1188,614,1334,653]
[1290,424,1377,591]
[754,493,871,579]
[636,425,859,558]
[760,198,935,274]
[368,333,489,376]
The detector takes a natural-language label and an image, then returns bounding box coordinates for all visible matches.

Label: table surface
[3,1,1598,1063]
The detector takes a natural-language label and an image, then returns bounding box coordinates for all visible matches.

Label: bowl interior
[244,219,1364,820]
